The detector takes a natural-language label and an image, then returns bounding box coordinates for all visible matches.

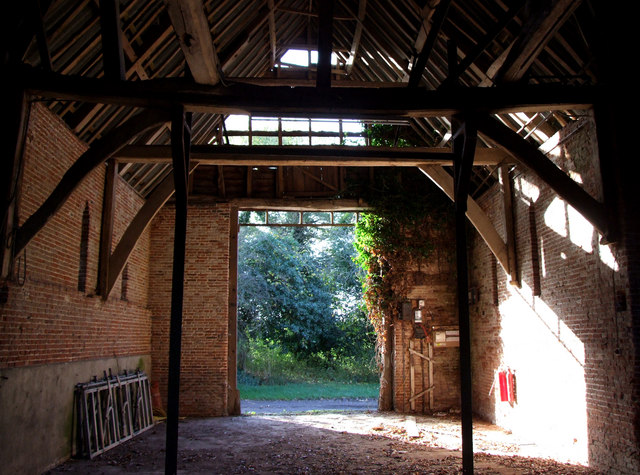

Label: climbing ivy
[354,125,454,337]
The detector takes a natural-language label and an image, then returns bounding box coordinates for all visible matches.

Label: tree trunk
[378,316,394,411]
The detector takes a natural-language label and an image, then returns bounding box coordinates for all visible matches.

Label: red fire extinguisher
[498,369,517,404]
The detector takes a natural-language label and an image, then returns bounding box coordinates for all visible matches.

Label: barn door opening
[235,210,378,413]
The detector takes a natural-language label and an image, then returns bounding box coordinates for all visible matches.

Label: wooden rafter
[408,0,451,87]
[477,115,611,241]
[496,0,583,83]
[267,0,277,67]
[346,0,366,74]
[165,0,220,85]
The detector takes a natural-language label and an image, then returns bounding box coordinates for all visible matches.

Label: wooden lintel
[114,144,510,166]
[13,109,169,257]
[104,163,199,298]
[19,67,596,118]
[98,159,118,299]
[229,198,366,211]
[477,115,611,241]
[99,0,125,80]
[165,0,220,85]
[419,165,510,274]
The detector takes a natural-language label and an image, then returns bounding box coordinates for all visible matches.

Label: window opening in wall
[78,201,90,292]
[219,115,368,147]
[236,210,377,413]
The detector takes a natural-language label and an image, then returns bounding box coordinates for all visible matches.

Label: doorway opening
[236,210,379,413]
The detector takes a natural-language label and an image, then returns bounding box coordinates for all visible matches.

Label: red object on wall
[498,371,509,401]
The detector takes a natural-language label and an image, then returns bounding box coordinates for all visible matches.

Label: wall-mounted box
[434,329,459,347]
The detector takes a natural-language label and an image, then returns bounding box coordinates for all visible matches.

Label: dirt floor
[49,401,599,474]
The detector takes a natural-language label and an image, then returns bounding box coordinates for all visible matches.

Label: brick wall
[469,116,638,472]
[149,203,230,417]
[0,102,152,367]
[392,222,460,413]
[0,103,152,473]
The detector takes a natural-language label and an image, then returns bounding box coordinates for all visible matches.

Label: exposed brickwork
[392,224,460,413]
[149,203,230,417]
[469,117,639,472]
[0,103,151,367]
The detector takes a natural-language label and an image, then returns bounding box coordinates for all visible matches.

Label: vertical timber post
[165,104,191,475]
[452,115,477,474]
[227,206,241,415]
[98,159,117,299]
[1,86,29,279]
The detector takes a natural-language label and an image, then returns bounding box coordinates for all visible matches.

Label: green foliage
[239,337,378,385]
[354,125,454,335]
[237,220,377,384]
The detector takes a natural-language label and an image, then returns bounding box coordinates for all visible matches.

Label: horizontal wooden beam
[114,144,512,166]
[228,198,367,211]
[418,164,510,274]
[20,66,596,118]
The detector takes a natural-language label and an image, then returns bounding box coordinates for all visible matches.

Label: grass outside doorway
[238,382,379,400]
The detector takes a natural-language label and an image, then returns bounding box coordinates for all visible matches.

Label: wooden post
[316,0,334,88]
[98,159,117,299]
[452,115,477,475]
[99,0,125,80]
[165,105,191,475]
[227,206,241,415]
[501,165,519,285]
[1,86,29,279]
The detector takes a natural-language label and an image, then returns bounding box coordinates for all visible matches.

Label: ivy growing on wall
[354,125,454,338]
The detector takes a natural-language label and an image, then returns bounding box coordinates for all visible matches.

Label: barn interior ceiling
[12,0,601,201]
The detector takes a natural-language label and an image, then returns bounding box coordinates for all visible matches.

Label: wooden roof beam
[408,0,451,87]
[113,144,511,167]
[20,68,596,118]
[165,0,220,85]
[496,0,582,83]
[477,115,611,241]
[346,0,366,75]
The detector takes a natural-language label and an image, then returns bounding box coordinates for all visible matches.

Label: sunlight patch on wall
[544,197,567,237]
[598,242,618,271]
[514,176,540,204]
[567,205,593,253]
[497,288,588,465]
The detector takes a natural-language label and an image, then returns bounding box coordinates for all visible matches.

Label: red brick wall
[469,116,638,472]
[392,223,460,413]
[0,103,151,367]
[149,203,230,417]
